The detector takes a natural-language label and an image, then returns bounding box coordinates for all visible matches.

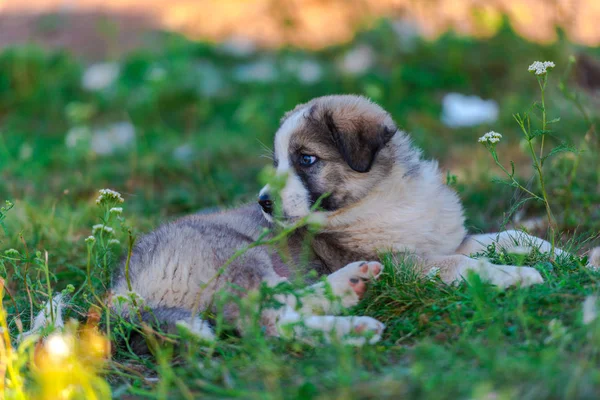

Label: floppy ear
[325,111,396,173]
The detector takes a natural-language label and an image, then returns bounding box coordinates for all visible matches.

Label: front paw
[328,261,383,304]
[478,264,544,289]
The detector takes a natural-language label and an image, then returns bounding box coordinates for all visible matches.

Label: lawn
[1,20,600,399]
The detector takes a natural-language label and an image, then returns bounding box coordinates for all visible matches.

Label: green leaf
[547,117,561,124]
[491,177,518,187]
[542,143,578,162]
[530,129,552,139]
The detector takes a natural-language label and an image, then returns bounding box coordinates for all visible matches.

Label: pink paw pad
[349,262,383,298]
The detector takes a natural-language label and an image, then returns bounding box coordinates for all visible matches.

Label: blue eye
[299,154,317,166]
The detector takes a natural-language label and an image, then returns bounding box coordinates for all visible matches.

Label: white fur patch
[588,247,600,270]
[267,108,312,219]
[277,306,384,346]
[176,318,216,342]
[460,260,544,288]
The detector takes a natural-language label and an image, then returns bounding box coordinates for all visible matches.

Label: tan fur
[109,94,589,349]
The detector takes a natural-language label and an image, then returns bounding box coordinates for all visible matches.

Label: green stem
[491,154,543,201]
[529,76,556,254]
[539,77,547,162]
[43,251,55,324]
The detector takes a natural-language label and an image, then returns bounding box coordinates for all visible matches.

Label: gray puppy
[111,94,577,343]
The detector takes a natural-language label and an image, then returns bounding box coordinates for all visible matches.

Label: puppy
[111,94,585,343]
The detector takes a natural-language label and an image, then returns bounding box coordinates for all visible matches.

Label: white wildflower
[583,296,598,325]
[65,126,91,148]
[146,66,166,82]
[219,36,257,57]
[284,59,323,84]
[96,188,124,205]
[528,61,555,75]
[296,60,323,84]
[441,93,499,128]
[92,224,113,234]
[108,239,120,246]
[233,58,277,83]
[478,131,503,144]
[338,45,375,75]
[91,121,135,156]
[19,143,33,160]
[82,63,120,91]
[195,61,224,97]
[109,207,123,215]
[173,144,194,162]
[84,235,96,244]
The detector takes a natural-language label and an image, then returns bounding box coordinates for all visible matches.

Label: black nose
[258,194,273,214]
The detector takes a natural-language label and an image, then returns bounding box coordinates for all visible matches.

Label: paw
[176,318,215,342]
[295,315,385,346]
[343,316,385,346]
[328,261,383,303]
[483,265,544,289]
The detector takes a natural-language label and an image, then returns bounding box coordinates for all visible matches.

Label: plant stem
[43,251,55,324]
[530,76,556,254]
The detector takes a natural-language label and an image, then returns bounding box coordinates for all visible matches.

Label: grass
[1,19,600,399]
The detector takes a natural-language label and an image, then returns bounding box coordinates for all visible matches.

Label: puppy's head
[259,95,398,221]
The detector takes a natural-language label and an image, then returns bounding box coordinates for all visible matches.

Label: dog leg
[278,261,383,316]
[276,307,385,346]
[267,261,385,345]
[128,306,215,342]
[457,230,566,258]
[424,254,544,289]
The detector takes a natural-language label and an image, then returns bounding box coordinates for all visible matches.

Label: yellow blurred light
[45,334,72,360]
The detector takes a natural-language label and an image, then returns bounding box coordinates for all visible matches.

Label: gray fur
[112,95,563,344]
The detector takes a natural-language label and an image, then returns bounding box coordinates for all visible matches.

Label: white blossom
[219,36,257,57]
[109,207,123,215]
[583,296,598,325]
[92,224,114,234]
[82,63,119,91]
[108,239,120,246]
[338,45,375,75]
[65,126,91,148]
[146,66,166,82]
[528,61,555,75]
[478,131,503,144]
[96,189,124,205]
[84,236,96,244]
[441,93,499,128]
[233,58,278,83]
[91,122,135,156]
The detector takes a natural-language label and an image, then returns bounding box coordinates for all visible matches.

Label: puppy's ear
[325,111,396,173]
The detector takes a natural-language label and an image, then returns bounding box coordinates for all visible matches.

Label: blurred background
[0,0,599,255]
